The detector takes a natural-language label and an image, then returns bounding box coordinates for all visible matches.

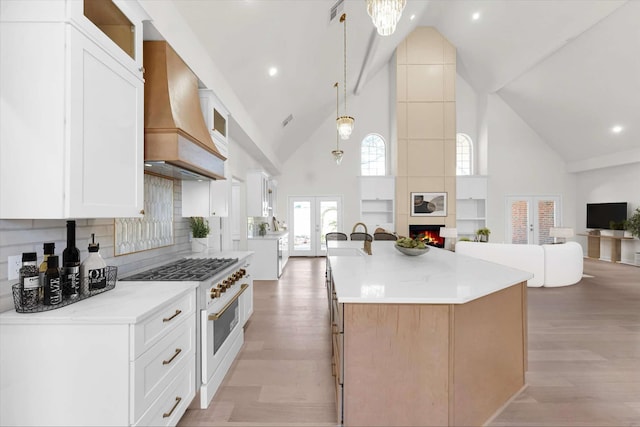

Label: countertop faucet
[353,222,372,255]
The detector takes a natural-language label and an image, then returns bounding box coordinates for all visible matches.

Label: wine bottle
[62,220,80,299]
[44,255,62,306]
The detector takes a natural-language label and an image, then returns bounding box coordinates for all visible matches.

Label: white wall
[456,75,478,171]
[575,163,640,264]
[276,65,391,234]
[485,94,577,243]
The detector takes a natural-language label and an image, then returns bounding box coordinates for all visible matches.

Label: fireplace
[409,225,445,248]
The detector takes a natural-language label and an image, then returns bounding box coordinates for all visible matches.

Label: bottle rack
[12,266,117,313]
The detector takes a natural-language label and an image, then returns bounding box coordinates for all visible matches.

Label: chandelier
[337,13,354,140]
[366,0,407,36]
[332,82,345,165]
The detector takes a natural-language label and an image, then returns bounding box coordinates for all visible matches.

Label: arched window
[456,133,473,176]
[361,134,386,176]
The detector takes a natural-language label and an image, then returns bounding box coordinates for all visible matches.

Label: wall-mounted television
[586,202,627,229]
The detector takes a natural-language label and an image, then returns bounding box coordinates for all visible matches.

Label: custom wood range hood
[143,41,225,180]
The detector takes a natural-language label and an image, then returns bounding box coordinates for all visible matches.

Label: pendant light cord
[341,13,347,114]
[334,82,340,149]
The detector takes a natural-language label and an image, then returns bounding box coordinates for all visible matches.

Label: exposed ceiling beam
[354,28,380,95]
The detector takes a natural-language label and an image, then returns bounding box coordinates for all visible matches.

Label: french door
[506,196,560,245]
[289,196,342,256]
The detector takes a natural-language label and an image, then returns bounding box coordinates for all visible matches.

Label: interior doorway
[288,196,342,256]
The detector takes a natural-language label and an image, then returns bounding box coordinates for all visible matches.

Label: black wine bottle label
[45,277,62,305]
[88,267,107,290]
[63,266,80,298]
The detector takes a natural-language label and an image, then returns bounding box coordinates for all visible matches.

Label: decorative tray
[12,266,117,313]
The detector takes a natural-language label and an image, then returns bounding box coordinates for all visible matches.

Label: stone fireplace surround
[409,225,445,248]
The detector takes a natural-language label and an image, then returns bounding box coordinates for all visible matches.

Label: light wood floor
[179,257,640,427]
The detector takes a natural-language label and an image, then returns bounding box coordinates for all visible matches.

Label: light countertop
[0,281,197,325]
[327,241,532,304]
[247,231,289,240]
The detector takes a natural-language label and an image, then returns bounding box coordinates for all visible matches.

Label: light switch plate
[7,255,21,280]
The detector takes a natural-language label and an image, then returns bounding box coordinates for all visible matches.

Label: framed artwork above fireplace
[411,192,447,217]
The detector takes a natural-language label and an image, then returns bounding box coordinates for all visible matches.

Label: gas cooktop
[121,258,238,282]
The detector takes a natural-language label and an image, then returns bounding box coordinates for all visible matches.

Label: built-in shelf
[456,176,488,238]
[360,177,395,232]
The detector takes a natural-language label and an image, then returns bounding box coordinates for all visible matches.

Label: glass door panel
[291,199,312,255]
[319,199,338,253]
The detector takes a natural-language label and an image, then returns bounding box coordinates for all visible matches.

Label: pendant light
[366,0,407,36]
[336,13,354,140]
[332,82,345,165]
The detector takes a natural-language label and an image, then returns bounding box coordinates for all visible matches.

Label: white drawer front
[134,354,196,427]
[132,312,195,422]
[132,291,195,359]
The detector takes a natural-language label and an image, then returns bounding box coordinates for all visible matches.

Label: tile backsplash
[0,178,191,313]
[115,174,175,255]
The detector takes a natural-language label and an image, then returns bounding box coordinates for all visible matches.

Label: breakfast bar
[326,241,532,427]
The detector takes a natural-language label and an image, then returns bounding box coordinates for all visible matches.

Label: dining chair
[374,232,398,241]
[350,232,373,241]
[326,232,348,241]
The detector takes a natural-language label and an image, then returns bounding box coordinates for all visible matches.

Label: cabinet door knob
[211,211,215,216]
[139,209,145,215]
[138,66,145,73]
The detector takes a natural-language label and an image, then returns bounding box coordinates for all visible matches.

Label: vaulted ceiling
[170,0,639,172]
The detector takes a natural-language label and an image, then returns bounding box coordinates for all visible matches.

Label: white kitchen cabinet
[0,282,197,427]
[456,175,488,238]
[182,180,230,217]
[247,171,270,218]
[247,232,289,280]
[0,1,144,219]
[359,176,395,232]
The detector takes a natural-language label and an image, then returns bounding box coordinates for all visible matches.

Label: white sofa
[456,241,584,287]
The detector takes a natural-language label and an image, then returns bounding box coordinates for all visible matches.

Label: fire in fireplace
[409,225,445,248]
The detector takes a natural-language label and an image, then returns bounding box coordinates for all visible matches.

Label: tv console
[578,231,634,263]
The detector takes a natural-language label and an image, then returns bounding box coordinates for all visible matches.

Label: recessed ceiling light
[611,125,623,134]
[410,14,416,21]
[268,67,278,77]
[472,12,480,21]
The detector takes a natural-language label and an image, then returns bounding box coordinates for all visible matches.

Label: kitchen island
[326,241,532,427]
[247,231,289,279]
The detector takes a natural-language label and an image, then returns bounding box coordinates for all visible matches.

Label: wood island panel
[451,283,526,426]
[343,304,450,427]
[341,282,527,427]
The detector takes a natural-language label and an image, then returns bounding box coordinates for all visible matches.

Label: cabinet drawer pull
[162,396,182,418]
[163,309,182,322]
[162,348,182,365]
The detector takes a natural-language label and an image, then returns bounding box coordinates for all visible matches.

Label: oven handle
[208,284,248,320]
